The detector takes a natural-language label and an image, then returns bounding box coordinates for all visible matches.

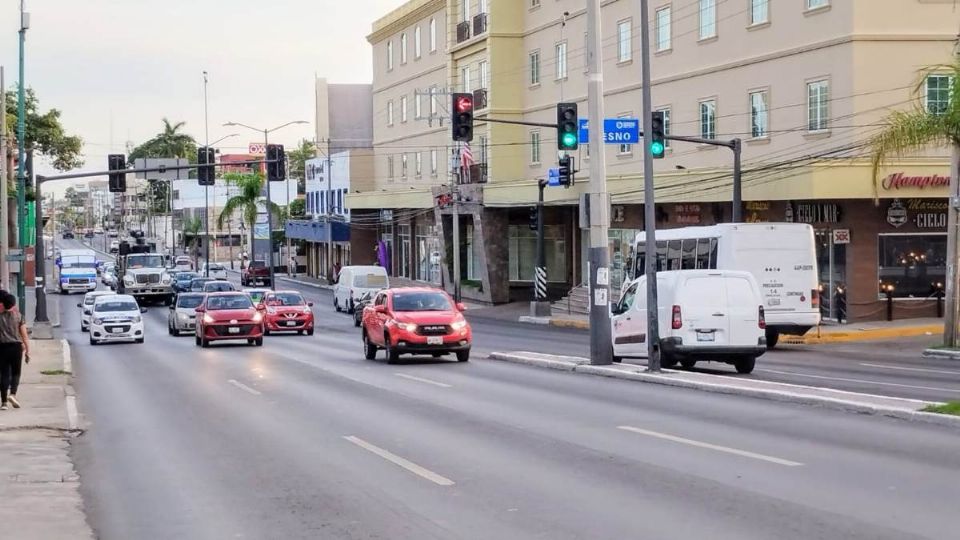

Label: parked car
[610,270,767,373]
[334,265,389,313]
[88,294,147,345]
[189,277,215,292]
[353,291,375,327]
[94,227,104,235]
[77,290,115,332]
[194,292,264,347]
[167,293,204,336]
[199,262,228,280]
[173,256,194,272]
[172,271,200,293]
[102,265,118,290]
[241,260,270,287]
[202,281,237,293]
[260,290,314,335]
[109,240,120,254]
[361,287,471,363]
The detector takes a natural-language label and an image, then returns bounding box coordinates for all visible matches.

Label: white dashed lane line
[228,379,262,396]
[617,426,804,467]
[343,435,455,486]
[394,373,452,388]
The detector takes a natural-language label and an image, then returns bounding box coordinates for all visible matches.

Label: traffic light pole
[16,2,28,315]
[639,0,661,371]
[531,179,549,317]
[31,172,51,339]
[662,133,743,222]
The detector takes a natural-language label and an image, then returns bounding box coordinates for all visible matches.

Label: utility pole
[533,180,548,314]
[326,142,333,282]
[16,0,29,312]
[32,171,51,339]
[203,71,210,276]
[639,0,661,371]
[585,0,612,365]
[0,65,9,292]
[452,145,462,303]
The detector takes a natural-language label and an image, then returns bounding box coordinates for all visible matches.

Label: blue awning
[285,220,350,243]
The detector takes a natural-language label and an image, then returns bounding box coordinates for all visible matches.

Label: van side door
[611,281,647,358]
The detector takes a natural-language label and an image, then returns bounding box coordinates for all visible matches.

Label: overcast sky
[1,0,406,195]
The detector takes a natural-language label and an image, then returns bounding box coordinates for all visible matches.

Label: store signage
[794,203,841,224]
[248,143,266,156]
[380,209,393,221]
[674,204,701,225]
[745,201,770,211]
[832,229,850,244]
[886,199,908,228]
[909,200,948,228]
[881,172,949,191]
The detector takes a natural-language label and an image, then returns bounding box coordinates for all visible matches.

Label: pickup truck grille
[417,325,450,336]
[68,278,90,285]
[135,273,161,284]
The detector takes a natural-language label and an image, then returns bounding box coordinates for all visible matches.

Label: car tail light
[810,289,820,308]
[671,305,682,329]
[758,306,766,329]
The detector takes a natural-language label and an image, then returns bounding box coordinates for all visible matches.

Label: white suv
[89,294,147,345]
[200,262,228,280]
[77,290,114,332]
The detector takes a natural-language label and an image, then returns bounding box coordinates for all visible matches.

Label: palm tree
[286,139,317,195]
[218,172,281,263]
[182,216,203,265]
[128,118,197,162]
[870,58,960,347]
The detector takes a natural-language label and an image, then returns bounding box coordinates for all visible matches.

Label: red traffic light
[455,95,474,113]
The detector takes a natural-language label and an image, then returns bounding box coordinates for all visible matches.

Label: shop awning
[285,220,350,243]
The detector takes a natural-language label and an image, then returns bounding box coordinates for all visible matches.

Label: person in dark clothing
[0,291,30,410]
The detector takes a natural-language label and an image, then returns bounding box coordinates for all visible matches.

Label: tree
[289,198,306,218]
[182,216,203,263]
[127,118,198,163]
[218,172,281,256]
[870,58,960,347]
[64,187,85,208]
[286,139,316,195]
[4,87,84,171]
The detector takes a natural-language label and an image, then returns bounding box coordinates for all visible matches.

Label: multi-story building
[352,0,959,321]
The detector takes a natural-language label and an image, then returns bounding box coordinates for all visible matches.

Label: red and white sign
[248,143,266,156]
[881,172,949,190]
[832,229,850,245]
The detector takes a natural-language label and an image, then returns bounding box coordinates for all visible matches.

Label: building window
[925,75,953,115]
[461,0,469,22]
[807,0,828,9]
[400,95,408,123]
[617,20,632,62]
[555,42,567,80]
[878,234,946,298]
[480,135,489,164]
[509,225,566,281]
[401,153,408,178]
[529,50,541,85]
[461,65,472,93]
[531,0,540,7]
[530,131,541,164]
[415,93,422,119]
[807,80,829,132]
[656,7,671,51]
[750,0,769,25]
[387,100,394,126]
[387,156,395,180]
[400,33,407,64]
[618,113,633,154]
[415,152,422,176]
[430,149,438,175]
[414,26,422,58]
[479,61,489,90]
[656,107,671,148]
[699,0,716,40]
[429,87,437,116]
[749,90,768,138]
[387,41,393,71]
[429,18,437,52]
[466,223,481,281]
[700,99,716,139]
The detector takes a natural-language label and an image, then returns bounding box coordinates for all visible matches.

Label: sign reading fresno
[881,172,949,190]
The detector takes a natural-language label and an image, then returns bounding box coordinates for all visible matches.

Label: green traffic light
[650,141,665,156]
[561,132,578,148]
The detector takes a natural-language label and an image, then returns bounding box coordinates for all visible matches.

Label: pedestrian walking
[0,291,30,410]
[289,255,297,278]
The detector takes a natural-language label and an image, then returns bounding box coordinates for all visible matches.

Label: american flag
[460,142,474,170]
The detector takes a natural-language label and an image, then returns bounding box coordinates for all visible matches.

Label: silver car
[167,293,204,336]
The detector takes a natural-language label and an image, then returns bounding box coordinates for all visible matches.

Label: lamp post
[16,0,29,312]
[223,120,307,290]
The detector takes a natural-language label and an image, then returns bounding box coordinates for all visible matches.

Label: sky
[1,0,406,196]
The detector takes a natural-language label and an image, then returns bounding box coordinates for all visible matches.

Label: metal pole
[326,145,333,282]
[585,0,613,365]
[640,0,660,371]
[732,138,742,222]
[452,191,461,303]
[16,1,28,311]
[944,144,960,347]
[828,232,835,321]
[203,71,210,276]
[0,65,8,292]
[531,180,549,316]
[32,173,51,337]
[265,129,276,290]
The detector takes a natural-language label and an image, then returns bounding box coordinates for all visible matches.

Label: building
[351,0,960,321]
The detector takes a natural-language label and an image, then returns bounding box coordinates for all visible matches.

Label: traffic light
[558,154,574,187]
[197,147,216,186]
[451,93,474,142]
[556,102,579,150]
[108,154,126,193]
[650,110,666,159]
[528,206,539,231]
[266,144,286,182]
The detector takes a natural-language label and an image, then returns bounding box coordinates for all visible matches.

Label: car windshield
[61,256,97,269]
[204,282,235,292]
[392,292,452,312]
[353,273,387,288]
[95,300,139,312]
[247,291,266,303]
[266,293,305,306]
[206,295,253,310]
[177,273,199,281]
[177,295,204,309]
[191,279,213,289]
[127,255,164,268]
[84,295,105,305]
[208,264,224,271]
[248,261,265,268]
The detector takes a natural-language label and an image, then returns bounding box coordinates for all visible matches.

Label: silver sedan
[167,293,204,336]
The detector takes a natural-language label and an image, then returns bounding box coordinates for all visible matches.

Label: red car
[361,287,471,364]
[259,290,315,335]
[241,260,271,287]
[194,292,265,347]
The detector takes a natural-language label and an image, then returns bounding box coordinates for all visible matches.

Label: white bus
[630,223,820,348]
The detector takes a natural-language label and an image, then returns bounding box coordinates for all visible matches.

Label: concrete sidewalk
[0,338,93,539]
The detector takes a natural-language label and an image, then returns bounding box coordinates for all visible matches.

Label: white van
[611,270,766,373]
[333,265,389,313]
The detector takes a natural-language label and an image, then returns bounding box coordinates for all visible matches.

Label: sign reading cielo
[881,172,949,191]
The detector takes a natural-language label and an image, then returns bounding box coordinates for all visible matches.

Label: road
[61,239,960,539]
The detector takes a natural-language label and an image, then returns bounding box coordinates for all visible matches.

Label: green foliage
[182,216,202,254]
[4,87,84,171]
[922,401,960,416]
[289,198,306,217]
[64,187,85,208]
[147,181,169,213]
[127,118,198,163]
[286,139,316,195]
[218,172,281,238]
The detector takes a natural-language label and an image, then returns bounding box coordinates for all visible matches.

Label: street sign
[579,119,589,144]
[248,143,266,156]
[832,229,851,244]
[134,158,189,181]
[578,118,641,145]
[547,168,561,186]
[5,249,24,262]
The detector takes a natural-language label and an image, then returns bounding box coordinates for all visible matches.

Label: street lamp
[223,120,307,290]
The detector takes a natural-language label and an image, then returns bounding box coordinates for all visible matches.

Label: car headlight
[132,316,141,323]
[93,318,103,325]
[178,313,190,321]
[451,320,467,330]
[399,322,417,332]
[203,314,215,324]
[302,306,312,314]
[252,312,263,323]
[123,276,134,285]
[161,276,172,284]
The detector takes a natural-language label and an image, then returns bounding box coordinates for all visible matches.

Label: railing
[473,13,487,36]
[472,88,488,110]
[456,21,471,43]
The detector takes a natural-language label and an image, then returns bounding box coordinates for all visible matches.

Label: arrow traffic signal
[556,102,579,150]
[108,154,126,193]
[451,93,474,142]
[650,111,665,159]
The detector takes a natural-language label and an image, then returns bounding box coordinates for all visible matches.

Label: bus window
[681,239,697,269]
[656,240,668,272]
[696,238,711,269]
[667,240,683,270]
[635,244,646,276]
[709,238,719,269]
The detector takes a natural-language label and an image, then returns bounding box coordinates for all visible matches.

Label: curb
[784,324,943,344]
[488,352,960,429]
[922,348,960,360]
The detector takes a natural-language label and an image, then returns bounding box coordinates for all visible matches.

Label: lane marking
[617,426,803,467]
[758,368,959,393]
[394,373,452,388]
[858,363,960,376]
[343,435,455,486]
[62,339,72,373]
[227,379,262,396]
[65,396,79,430]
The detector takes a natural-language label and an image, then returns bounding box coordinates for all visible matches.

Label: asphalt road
[62,239,960,539]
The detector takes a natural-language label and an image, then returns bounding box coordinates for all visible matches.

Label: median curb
[487,352,960,429]
[922,348,960,360]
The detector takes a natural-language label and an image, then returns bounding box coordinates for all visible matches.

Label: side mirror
[140,307,148,314]
[76,303,82,308]
[374,304,388,314]
[456,302,467,312]
[307,302,314,307]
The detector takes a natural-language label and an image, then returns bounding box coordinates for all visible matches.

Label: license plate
[285,321,297,326]
[427,336,443,345]
[110,327,123,334]
[767,298,781,306]
[696,331,715,342]
[228,327,240,334]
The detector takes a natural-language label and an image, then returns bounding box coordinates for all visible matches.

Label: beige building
[352,0,960,321]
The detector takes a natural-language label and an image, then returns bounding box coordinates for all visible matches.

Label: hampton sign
[881,172,949,191]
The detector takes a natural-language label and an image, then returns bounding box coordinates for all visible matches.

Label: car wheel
[81,324,88,333]
[334,298,340,312]
[255,337,263,347]
[612,355,622,363]
[661,355,679,369]
[171,326,180,337]
[201,338,210,348]
[89,336,98,346]
[195,334,201,346]
[384,333,400,364]
[306,328,314,336]
[353,316,361,327]
[734,356,756,374]
[680,359,697,369]
[456,349,470,362]
[363,332,377,360]
[347,300,355,314]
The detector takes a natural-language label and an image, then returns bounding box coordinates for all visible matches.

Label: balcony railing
[456,21,471,43]
[472,88,488,110]
[473,13,487,36]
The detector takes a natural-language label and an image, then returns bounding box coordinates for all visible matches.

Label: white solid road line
[859,362,960,376]
[227,379,262,396]
[617,426,804,467]
[394,373,452,388]
[343,435,456,486]
[758,368,959,393]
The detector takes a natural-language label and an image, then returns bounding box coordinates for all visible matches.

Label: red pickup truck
[241,260,271,287]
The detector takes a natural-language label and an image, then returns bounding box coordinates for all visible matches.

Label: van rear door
[724,275,762,347]
[676,275,730,346]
